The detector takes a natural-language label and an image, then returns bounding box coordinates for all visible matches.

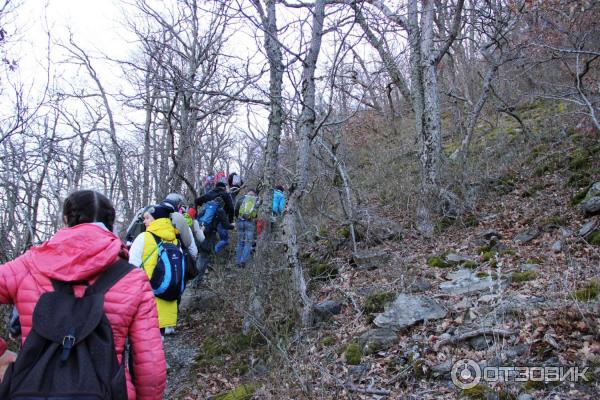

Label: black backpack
[143,232,186,301]
[0,259,134,399]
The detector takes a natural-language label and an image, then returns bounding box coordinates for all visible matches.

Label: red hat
[188,207,197,219]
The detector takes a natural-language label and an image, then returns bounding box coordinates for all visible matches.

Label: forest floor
[163,136,600,399]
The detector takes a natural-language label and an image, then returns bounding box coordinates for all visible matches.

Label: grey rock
[503,344,529,359]
[358,328,398,354]
[348,363,370,382]
[581,196,600,216]
[520,263,540,272]
[478,294,499,304]
[514,228,540,243]
[250,361,268,377]
[439,333,452,341]
[587,182,600,198]
[351,250,391,270]
[445,253,475,264]
[440,270,504,296]
[579,219,598,237]
[469,335,494,350]
[410,278,432,293]
[374,294,447,331]
[517,395,533,400]
[481,229,502,240]
[560,227,573,238]
[432,360,454,378]
[355,209,403,244]
[314,300,343,322]
[551,240,562,253]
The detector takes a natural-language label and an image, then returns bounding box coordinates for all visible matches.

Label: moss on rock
[427,256,451,268]
[461,384,494,399]
[345,342,362,365]
[571,280,600,301]
[214,384,257,400]
[511,270,538,282]
[588,230,600,246]
[308,258,338,280]
[569,148,589,171]
[363,292,396,315]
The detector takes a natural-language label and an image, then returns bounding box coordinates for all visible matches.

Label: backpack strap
[85,258,135,296]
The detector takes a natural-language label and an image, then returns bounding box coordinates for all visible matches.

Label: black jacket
[195,187,234,223]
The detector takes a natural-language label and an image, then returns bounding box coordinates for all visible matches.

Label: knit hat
[147,204,171,220]
[216,181,227,189]
[188,207,197,219]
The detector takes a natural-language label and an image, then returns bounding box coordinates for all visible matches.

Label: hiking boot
[164,327,176,335]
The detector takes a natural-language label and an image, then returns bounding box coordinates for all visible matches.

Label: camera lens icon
[451,359,481,389]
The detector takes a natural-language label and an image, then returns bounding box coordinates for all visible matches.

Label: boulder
[581,182,600,216]
[514,228,540,243]
[314,300,343,322]
[354,209,403,244]
[351,250,391,270]
[579,218,598,237]
[358,328,398,354]
[432,360,453,378]
[581,196,600,216]
[445,253,476,265]
[409,278,432,293]
[551,240,562,253]
[373,294,447,331]
[440,270,504,296]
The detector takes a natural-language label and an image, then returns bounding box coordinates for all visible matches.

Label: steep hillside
[162,112,600,399]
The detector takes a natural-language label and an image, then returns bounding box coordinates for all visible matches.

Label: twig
[386,364,412,385]
[434,328,514,351]
[345,383,391,396]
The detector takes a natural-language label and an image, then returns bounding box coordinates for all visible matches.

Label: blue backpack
[273,190,286,215]
[197,200,220,232]
[143,233,186,301]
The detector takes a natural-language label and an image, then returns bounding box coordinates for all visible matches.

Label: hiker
[234,189,259,268]
[194,196,234,283]
[0,190,165,399]
[195,181,234,254]
[183,205,205,247]
[228,172,243,201]
[163,192,198,259]
[273,185,286,216]
[129,204,184,336]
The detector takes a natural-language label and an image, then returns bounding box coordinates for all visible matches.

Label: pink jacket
[0,224,166,399]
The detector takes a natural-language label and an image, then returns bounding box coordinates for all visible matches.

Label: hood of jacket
[146,218,178,242]
[24,223,125,282]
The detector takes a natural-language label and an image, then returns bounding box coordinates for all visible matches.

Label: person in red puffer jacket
[0,190,166,399]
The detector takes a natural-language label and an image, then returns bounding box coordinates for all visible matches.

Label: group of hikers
[0,171,286,399]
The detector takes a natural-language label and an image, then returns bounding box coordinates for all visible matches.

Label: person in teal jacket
[272,185,286,215]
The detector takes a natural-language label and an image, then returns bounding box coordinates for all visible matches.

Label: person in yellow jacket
[129,204,180,335]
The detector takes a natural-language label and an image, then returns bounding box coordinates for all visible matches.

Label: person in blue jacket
[273,185,286,216]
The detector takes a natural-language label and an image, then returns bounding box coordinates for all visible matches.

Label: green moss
[435,216,456,233]
[568,170,591,188]
[544,215,568,227]
[588,230,600,246]
[525,257,543,265]
[571,280,600,301]
[569,148,589,171]
[463,215,479,227]
[308,258,338,280]
[461,384,494,399]
[481,251,497,262]
[462,260,478,269]
[228,360,249,375]
[214,384,257,400]
[571,186,591,205]
[522,183,546,197]
[321,336,335,347]
[511,270,538,282]
[338,226,350,239]
[345,342,362,365]
[427,256,451,268]
[477,246,491,254]
[501,248,517,256]
[411,359,431,379]
[363,292,396,315]
[476,272,498,279]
